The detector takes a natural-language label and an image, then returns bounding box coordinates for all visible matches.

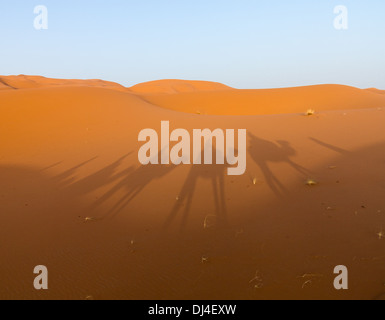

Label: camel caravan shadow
[52,135,312,225]
[1,136,343,229]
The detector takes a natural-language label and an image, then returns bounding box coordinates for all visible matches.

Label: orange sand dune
[0,75,231,95]
[129,79,232,94]
[366,88,385,95]
[1,77,385,300]
[2,76,385,116]
[0,75,127,92]
[139,84,385,115]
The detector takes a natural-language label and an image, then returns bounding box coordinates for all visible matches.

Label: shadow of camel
[65,153,134,197]
[163,148,228,233]
[248,133,310,196]
[87,151,178,218]
[52,156,99,188]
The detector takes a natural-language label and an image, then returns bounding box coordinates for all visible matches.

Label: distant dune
[129,79,232,94]
[139,84,385,115]
[0,75,127,92]
[366,88,385,95]
[0,75,230,94]
[1,75,385,116]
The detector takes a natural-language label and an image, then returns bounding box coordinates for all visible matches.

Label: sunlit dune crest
[366,88,385,95]
[0,75,127,91]
[1,75,385,116]
[129,79,233,94]
[140,84,385,115]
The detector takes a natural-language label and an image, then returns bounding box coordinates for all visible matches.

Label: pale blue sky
[0,0,384,89]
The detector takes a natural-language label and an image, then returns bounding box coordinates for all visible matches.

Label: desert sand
[1,75,385,300]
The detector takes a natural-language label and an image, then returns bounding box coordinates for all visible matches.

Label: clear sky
[1,0,384,89]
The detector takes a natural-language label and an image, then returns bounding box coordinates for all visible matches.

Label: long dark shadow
[248,133,310,197]
[67,152,133,197]
[53,156,99,187]
[309,137,350,155]
[90,151,178,218]
[163,148,228,233]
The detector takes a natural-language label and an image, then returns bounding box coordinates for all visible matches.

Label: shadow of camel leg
[287,159,311,176]
[218,174,228,225]
[257,161,286,197]
[106,186,146,218]
[163,173,197,230]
